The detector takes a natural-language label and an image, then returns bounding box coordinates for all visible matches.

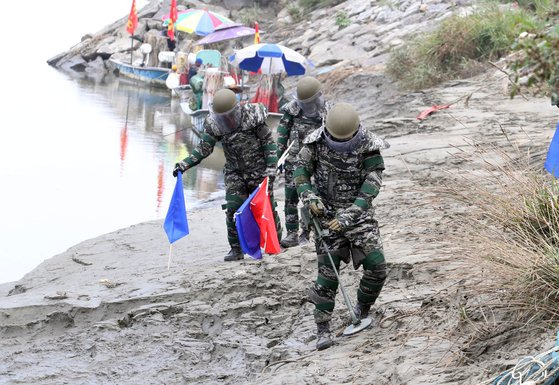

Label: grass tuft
[387,5,541,90]
[444,143,559,322]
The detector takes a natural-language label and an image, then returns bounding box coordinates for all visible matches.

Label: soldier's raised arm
[172,120,220,177]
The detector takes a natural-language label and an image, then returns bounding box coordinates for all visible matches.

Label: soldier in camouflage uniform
[294,103,390,350]
[173,89,282,261]
[277,77,329,248]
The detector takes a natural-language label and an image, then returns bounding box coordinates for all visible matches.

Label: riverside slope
[1,72,557,384]
[7,0,559,383]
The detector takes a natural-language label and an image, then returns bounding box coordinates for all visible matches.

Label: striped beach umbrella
[229,43,308,76]
[163,9,234,36]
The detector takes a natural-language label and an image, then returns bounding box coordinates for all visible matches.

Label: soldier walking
[294,103,389,350]
[277,76,329,248]
[173,89,282,261]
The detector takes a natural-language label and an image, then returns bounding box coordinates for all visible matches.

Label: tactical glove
[328,206,360,232]
[173,161,189,177]
[327,218,342,232]
[305,194,325,216]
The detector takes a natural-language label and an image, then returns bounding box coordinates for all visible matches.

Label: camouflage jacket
[294,127,389,226]
[181,103,278,174]
[276,100,329,161]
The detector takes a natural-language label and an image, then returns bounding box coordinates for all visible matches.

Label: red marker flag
[250,177,281,254]
[126,0,138,35]
[167,0,177,41]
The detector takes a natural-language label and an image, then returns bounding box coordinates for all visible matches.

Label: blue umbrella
[229,43,308,76]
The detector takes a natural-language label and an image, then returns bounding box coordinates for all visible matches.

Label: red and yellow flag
[167,0,177,41]
[254,21,260,44]
[126,0,138,35]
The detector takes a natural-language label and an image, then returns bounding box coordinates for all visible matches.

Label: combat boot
[353,302,371,320]
[224,248,244,261]
[280,232,299,248]
[316,322,333,351]
[298,230,310,246]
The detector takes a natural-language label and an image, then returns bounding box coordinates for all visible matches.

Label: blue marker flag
[234,185,262,259]
[164,171,189,243]
[545,121,559,177]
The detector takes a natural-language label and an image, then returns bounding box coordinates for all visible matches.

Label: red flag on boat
[126,0,138,35]
[249,177,281,254]
[167,0,177,41]
[254,21,260,44]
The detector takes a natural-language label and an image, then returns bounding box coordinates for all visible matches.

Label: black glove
[277,163,284,174]
[173,161,188,177]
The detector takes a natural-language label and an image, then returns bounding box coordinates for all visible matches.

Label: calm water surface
[0,0,225,283]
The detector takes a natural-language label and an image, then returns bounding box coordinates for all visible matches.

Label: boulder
[308,39,366,68]
[97,37,138,56]
[59,54,88,74]
[346,1,368,17]
[85,56,107,75]
[331,23,362,41]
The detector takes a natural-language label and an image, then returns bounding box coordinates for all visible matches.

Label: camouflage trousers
[308,211,387,324]
[223,170,282,250]
[283,161,311,234]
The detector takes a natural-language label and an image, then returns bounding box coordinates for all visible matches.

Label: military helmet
[296,77,321,101]
[212,89,238,113]
[325,103,360,140]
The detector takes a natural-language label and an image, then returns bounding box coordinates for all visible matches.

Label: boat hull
[109,59,170,88]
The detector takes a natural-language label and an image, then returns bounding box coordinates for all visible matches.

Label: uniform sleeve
[276,112,294,158]
[255,122,278,170]
[293,144,317,201]
[181,122,219,168]
[353,150,385,212]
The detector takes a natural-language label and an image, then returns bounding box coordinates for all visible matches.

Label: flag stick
[167,244,173,270]
[277,141,295,169]
[130,37,134,65]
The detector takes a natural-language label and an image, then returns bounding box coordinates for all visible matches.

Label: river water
[0,0,224,283]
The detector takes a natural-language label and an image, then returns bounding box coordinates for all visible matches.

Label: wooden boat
[108,59,170,88]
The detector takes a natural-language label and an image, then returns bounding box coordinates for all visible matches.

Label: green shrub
[335,11,351,29]
[511,25,559,104]
[287,3,303,22]
[238,7,260,27]
[386,5,541,90]
[501,0,559,18]
[298,0,344,10]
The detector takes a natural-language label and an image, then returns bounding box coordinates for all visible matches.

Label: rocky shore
[7,0,558,384]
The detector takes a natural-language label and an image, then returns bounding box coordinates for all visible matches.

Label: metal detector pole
[312,216,360,326]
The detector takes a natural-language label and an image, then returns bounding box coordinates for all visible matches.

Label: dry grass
[443,142,559,323]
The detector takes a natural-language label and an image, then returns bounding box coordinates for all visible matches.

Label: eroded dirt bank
[1,67,558,384]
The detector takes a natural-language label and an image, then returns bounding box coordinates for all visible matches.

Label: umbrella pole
[130,37,134,65]
[167,244,173,270]
[240,69,244,102]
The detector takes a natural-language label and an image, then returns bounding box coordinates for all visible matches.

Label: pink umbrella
[195,23,256,45]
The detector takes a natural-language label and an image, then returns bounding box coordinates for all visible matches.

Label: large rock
[308,39,366,68]
[97,36,138,56]
[331,23,362,41]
